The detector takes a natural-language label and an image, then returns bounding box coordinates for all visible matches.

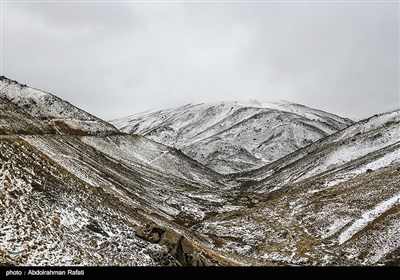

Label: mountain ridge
[112,100,353,174]
[1,76,399,266]
[0,76,119,136]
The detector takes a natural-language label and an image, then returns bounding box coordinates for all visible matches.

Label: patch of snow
[303,125,400,181]
[321,218,352,239]
[339,192,400,244]
[219,205,244,212]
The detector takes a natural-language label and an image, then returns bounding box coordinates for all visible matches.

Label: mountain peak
[112,100,354,174]
[0,75,27,87]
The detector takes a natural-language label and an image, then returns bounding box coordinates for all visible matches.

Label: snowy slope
[0,96,56,135]
[112,101,353,173]
[0,76,118,136]
[22,134,235,225]
[233,109,400,190]
[0,136,235,266]
[1,75,399,266]
[193,110,400,265]
[196,161,400,265]
[0,77,239,266]
[0,137,160,265]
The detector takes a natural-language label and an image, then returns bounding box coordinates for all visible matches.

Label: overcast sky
[1,1,399,120]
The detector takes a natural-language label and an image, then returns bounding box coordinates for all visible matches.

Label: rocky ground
[0,76,399,266]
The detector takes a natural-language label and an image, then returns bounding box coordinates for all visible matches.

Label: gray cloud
[2,1,399,120]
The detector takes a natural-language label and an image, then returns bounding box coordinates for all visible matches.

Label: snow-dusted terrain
[112,101,353,173]
[194,109,400,265]
[0,77,118,136]
[1,76,399,266]
[0,77,237,266]
[196,162,400,265]
[233,109,400,188]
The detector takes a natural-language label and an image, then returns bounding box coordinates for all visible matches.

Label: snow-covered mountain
[196,109,400,265]
[0,76,118,136]
[1,76,399,266]
[112,101,353,173]
[233,109,400,187]
[0,77,237,266]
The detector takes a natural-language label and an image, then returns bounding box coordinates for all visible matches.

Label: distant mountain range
[0,76,399,266]
[112,101,353,173]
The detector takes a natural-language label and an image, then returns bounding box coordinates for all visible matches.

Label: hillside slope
[0,77,118,136]
[233,109,400,190]
[0,136,238,266]
[0,77,240,266]
[195,110,400,265]
[196,162,400,265]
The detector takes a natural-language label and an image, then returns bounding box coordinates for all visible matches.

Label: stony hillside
[0,136,240,266]
[195,109,400,265]
[0,77,118,136]
[0,96,56,135]
[112,101,353,173]
[233,109,400,189]
[195,161,400,265]
[0,77,239,266]
[1,76,399,266]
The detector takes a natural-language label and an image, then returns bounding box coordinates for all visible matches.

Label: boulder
[181,237,194,254]
[135,223,166,244]
[134,222,214,266]
[160,230,181,246]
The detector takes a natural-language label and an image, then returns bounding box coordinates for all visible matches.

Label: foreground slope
[196,110,400,265]
[0,137,158,265]
[23,134,234,226]
[0,136,239,266]
[0,77,239,266]
[196,162,400,265]
[112,101,352,173]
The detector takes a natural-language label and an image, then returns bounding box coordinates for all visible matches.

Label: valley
[0,76,399,266]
